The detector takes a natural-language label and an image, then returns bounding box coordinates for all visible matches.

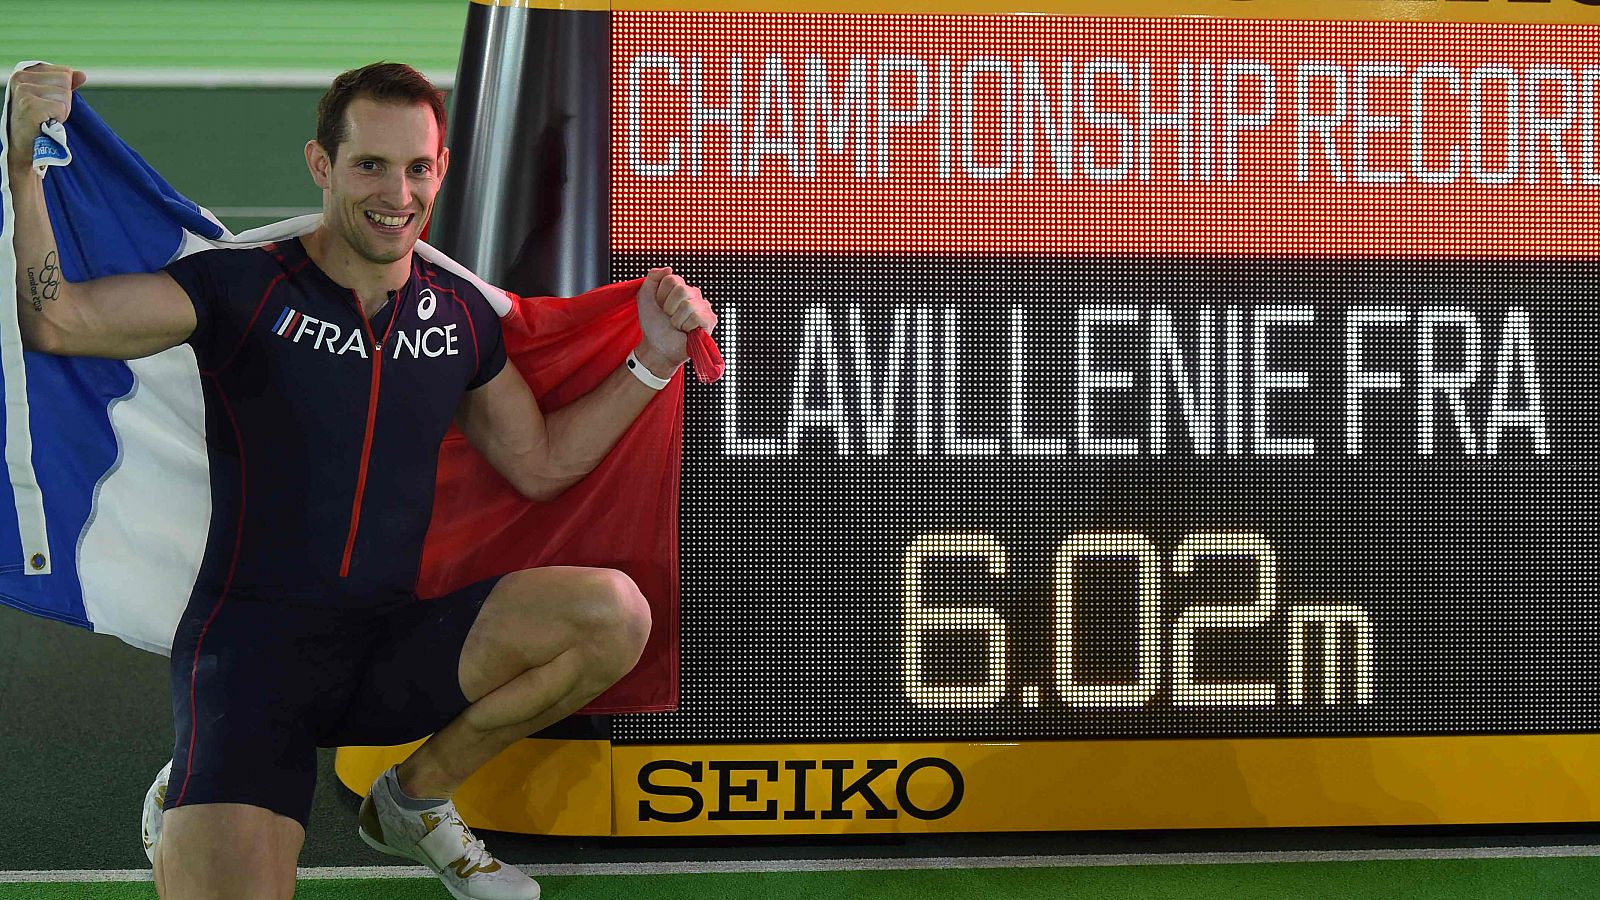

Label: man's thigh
[156,803,302,900]
[325,576,501,748]
[327,567,643,746]
[167,595,363,827]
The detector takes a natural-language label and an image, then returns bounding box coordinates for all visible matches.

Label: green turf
[0,0,467,76]
[6,858,1600,900]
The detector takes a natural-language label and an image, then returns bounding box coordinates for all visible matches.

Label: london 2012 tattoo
[24,251,58,312]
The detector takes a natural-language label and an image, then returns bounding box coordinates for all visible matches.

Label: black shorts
[163,577,502,829]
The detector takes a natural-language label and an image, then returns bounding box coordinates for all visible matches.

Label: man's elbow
[511,465,577,504]
[21,317,66,355]
[19,282,84,355]
[516,479,561,504]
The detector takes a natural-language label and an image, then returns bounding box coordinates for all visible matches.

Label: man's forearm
[534,341,680,498]
[7,161,68,350]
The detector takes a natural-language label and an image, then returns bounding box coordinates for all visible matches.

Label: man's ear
[437,146,450,182]
[305,140,332,190]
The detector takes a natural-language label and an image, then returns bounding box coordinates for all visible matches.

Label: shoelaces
[439,808,496,871]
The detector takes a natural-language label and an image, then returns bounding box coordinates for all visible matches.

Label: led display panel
[610,12,1600,741]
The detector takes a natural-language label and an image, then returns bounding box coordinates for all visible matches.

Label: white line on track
[5,844,1600,883]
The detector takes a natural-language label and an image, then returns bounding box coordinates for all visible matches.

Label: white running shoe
[141,759,172,865]
[358,766,540,900]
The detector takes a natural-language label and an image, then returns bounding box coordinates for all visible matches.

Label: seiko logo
[418,287,437,321]
[270,306,460,360]
[637,757,964,823]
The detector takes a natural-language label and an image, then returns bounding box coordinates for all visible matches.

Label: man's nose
[377,169,412,208]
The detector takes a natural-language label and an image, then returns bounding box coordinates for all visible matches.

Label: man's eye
[358,161,378,171]
[410,165,431,176]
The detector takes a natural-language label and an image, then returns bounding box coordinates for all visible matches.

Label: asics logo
[418,288,437,321]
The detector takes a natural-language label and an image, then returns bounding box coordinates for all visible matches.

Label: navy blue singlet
[164,237,508,608]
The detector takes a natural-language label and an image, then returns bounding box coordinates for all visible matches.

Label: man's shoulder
[415,257,500,317]
[170,242,303,281]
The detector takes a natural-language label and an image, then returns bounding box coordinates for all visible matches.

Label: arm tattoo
[23,251,58,313]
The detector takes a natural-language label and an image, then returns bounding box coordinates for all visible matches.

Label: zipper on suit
[339,289,401,578]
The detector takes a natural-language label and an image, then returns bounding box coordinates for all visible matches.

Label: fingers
[12,64,80,99]
[662,283,716,332]
[643,266,716,333]
[14,63,76,82]
[657,276,690,317]
[669,287,711,330]
[676,310,717,333]
[8,65,82,147]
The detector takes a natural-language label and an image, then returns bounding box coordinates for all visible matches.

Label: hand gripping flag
[0,64,711,712]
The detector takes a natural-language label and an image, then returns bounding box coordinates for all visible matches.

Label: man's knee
[573,568,652,681]
[156,803,302,900]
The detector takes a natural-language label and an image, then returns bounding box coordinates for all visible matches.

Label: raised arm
[8,64,196,359]
[457,269,716,503]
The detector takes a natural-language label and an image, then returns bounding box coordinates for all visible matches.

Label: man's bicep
[456,364,554,500]
[53,270,199,359]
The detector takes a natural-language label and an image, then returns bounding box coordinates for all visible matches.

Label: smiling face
[307,97,449,266]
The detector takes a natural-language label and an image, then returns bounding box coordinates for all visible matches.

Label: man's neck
[301,228,410,315]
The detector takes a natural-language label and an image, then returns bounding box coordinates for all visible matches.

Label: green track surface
[6,858,1600,900]
[0,0,468,76]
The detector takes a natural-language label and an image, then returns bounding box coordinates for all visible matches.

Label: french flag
[0,63,686,712]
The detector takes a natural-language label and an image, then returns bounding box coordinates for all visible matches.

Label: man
[6,61,715,900]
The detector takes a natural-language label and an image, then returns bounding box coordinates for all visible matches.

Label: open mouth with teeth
[364,211,415,233]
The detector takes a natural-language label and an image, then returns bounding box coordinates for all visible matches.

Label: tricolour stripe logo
[272,306,299,337]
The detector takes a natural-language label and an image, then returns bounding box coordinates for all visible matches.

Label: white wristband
[626,351,675,390]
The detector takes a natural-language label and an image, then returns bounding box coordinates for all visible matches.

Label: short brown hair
[315,62,447,161]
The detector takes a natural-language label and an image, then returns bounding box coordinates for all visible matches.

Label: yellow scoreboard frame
[340,0,1600,836]
[338,734,1600,836]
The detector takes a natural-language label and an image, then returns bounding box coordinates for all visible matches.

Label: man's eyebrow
[348,152,437,165]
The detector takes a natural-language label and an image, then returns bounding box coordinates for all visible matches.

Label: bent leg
[153,803,303,900]
[394,566,651,798]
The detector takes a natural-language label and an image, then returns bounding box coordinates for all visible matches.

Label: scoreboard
[610,10,1599,742]
[338,0,1600,836]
